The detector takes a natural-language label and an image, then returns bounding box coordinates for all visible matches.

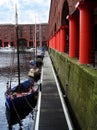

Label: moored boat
[36,47,45,60]
[5,79,39,127]
[4,7,41,129]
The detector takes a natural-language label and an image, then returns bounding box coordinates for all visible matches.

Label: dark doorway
[94,24,97,51]
[61,0,69,53]
[0,40,2,47]
[18,38,27,50]
[94,24,97,66]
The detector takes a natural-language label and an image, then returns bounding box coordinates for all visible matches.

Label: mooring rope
[24,95,35,110]
[11,99,21,123]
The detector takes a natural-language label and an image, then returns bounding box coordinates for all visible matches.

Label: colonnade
[49,26,66,52]
[48,1,94,64]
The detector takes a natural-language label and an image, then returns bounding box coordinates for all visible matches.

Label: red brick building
[0,23,48,48]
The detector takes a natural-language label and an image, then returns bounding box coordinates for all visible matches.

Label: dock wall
[49,48,97,130]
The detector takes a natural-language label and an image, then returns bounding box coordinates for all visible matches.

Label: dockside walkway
[34,51,73,130]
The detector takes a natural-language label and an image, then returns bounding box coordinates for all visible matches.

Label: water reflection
[0,51,35,130]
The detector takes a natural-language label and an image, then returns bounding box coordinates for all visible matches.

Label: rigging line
[11,99,21,122]
[6,48,16,88]
[22,51,29,74]
[24,96,34,110]
[9,48,16,87]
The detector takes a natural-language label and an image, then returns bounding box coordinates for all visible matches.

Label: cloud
[0,0,51,24]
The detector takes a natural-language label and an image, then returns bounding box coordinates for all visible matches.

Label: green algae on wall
[49,49,97,130]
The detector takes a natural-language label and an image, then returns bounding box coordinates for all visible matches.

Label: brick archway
[0,40,2,47]
[61,0,69,53]
[18,38,27,48]
[61,0,69,26]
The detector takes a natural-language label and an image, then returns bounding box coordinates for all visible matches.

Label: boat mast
[34,16,37,61]
[15,5,20,86]
[39,24,42,47]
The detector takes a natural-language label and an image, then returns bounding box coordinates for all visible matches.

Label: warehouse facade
[0,23,48,48]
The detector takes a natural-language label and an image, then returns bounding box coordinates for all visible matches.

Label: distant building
[0,23,48,48]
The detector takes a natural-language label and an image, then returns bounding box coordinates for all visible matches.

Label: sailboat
[36,24,45,60]
[28,19,44,80]
[30,23,44,71]
[5,6,40,128]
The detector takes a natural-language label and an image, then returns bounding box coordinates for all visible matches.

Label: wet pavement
[38,52,69,130]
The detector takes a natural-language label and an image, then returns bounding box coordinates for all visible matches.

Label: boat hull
[5,79,38,126]
[5,92,37,126]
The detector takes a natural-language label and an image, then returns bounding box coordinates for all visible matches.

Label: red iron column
[52,36,54,49]
[27,41,30,48]
[2,41,4,47]
[68,15,79,58]
[77,1,94,64]
[55,34,57,50]
[54,34,56,49]
[2,27,4,47]
[60,26,66,52]
[56,32,58,51]
[58,30,60,51]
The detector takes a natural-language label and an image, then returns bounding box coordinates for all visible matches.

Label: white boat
[0,46,16,53]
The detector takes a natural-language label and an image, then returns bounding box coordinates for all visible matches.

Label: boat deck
[34,51,73,130]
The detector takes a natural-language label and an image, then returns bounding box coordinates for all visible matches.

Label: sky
[0,0,51,24]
